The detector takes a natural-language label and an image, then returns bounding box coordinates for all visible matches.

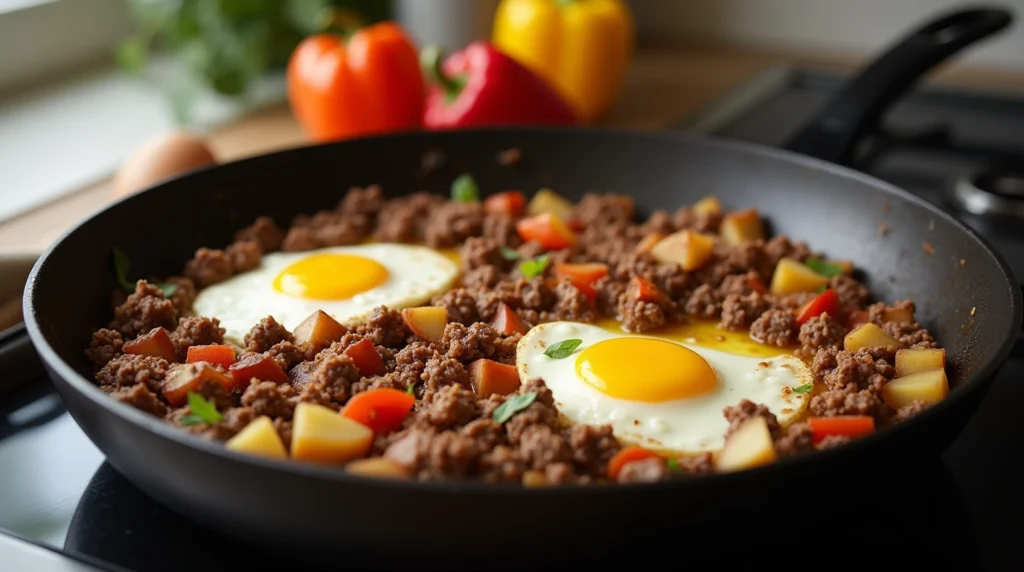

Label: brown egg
[113,130,218,198]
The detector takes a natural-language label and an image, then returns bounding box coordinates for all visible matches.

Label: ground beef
[241,381,297,419]
[96,354,169,393]
[684,284,720,318]
[171,316,225,360]
[810,388,888,420]
[281,226,323,252]
[225,240,261,272]
[818,347,896,392]
[482,213,520,246]
[617,278,673,333]
[831,274,871,306]
[797,314,845,355]
[420,355,472,396]
[574,193,634,228]
[441,322,517,363]
[266,341,306,372]
[774,423,814,458]
[111,383,168,417]
[460,237,511,272]
[817,434,852,450]
[718,292,770,331]
[109,280,178,338]
[244,316,293,353]
[298,352,361,408]
[355,307,412,348]
[164,276,197,314]
[672,206,720,234]
[235,216,285,253]
[567,424,620,475]
[723,399,782,440]
[749,309,798,346]
[86,328,123,370]
[432,289,481,325]
[183,248,233,288]
[895,400,929,421]
[674,453,714,475]
[339,185,385,219]
[420,384,479,429]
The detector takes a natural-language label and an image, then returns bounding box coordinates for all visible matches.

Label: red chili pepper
[421,42,579,130]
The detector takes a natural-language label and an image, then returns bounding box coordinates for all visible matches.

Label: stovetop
[3,67,1024,571]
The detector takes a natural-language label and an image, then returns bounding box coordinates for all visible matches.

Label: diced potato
[693,196,722,216]
[527,188,575,221]
[635,232,665,254]
[124,327,177,363]
[649,230,716,271]
[293,310,347,353]
[161,363,234,407]
[716,417,777,473]
[228,354,289,387]
[882,369,949,409]
[291,403,373,464]
[769,258,829,295]
[895,348,946,377]
[401,306,448,342]
[346,457,410,480]
[522,470,549,488]
[225,416,288,460]
[469,358,521,398]
[826,259,854,274]
[844,322,903,351]
[720,209,765,245]
[883,306,914,324]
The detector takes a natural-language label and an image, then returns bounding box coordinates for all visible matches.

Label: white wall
[629,0,1024,70]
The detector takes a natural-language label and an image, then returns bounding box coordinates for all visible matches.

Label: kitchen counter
[2,42,1022,255]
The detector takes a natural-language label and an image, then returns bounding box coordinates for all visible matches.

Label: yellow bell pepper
[492,0,634,123]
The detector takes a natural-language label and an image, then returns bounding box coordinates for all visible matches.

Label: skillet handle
[784,7,1012,165]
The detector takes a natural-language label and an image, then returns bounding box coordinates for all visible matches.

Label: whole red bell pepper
[287,22,425,142]
[421,42,578,129]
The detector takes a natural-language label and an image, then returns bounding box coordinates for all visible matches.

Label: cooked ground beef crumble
[86,186,942,485]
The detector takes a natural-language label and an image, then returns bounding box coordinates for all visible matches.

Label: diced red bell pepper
[123,327,177,363]
[554,262,608,303]
[490,302,529,335]
[795,288,841,325]
[343,338,386,377]
[607,446,662,480]
[747,275,768,294]
[515,213,577,250]
[228,354,289,388]
[185,344,237,368]
[483,191,527,218]
[341,388,416,434]
[807,416,876,444]
[628,275,667,304]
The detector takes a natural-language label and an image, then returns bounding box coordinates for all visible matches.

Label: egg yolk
[575,337,718,402]
[273,254,389,300]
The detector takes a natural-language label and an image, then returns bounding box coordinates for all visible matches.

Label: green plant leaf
[116,37,149,74]
[492,392,537,424]
[156,282,178,298]
[666,458,680,472]
[500,246,521,261]
[792,383,813,394]
[805,258,844,278]
[112,247,135,293]
[543,338,582,359]
[519,254,550,278]
[179,391,224,426]
[451,174,480,203]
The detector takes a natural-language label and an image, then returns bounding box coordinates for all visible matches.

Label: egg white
[516,322,813,455]
[193,243,459,345]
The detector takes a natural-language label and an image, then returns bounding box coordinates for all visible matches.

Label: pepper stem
[421,45,465,103]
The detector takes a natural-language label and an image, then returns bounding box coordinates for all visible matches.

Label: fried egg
[193,244,459,344]
[516,322,813,455]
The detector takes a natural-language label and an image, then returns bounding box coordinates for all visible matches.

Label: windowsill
[0,57,287,225]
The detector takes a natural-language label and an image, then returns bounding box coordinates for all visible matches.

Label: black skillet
[20,6,1021,569]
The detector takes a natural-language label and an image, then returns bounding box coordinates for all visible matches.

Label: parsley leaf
[492,392,537,424]
[792,383,813,394]
[543,338,582,359]
[451,173,480,203]
[179,391,223,426]
[407,383,416,396]
[519,254,550,278]
[500,246,521,261]
[816,284,828,294]
[157,282,178,297]
[666,458,680,472]
[112,247,135,292]
[805,258,844,278]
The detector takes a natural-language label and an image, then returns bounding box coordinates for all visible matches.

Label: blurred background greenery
[117,0,391,119]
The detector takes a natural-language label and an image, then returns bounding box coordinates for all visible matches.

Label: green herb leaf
[666,458,680,472]
[805,258,844,278]
[543,338,582,359]
[157,282,178,298]
[792,383,813,394]
[112,247,135,293]
[407,383,416,396]
[492,392,538,424]
[179,391,223,426]
[816,284,828,294]
[116,36,149,74]
[519,254,550,278]
[451,174,480,203]
[500,246,521,261]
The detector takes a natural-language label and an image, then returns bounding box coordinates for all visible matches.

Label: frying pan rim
[22,126,1023,496]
